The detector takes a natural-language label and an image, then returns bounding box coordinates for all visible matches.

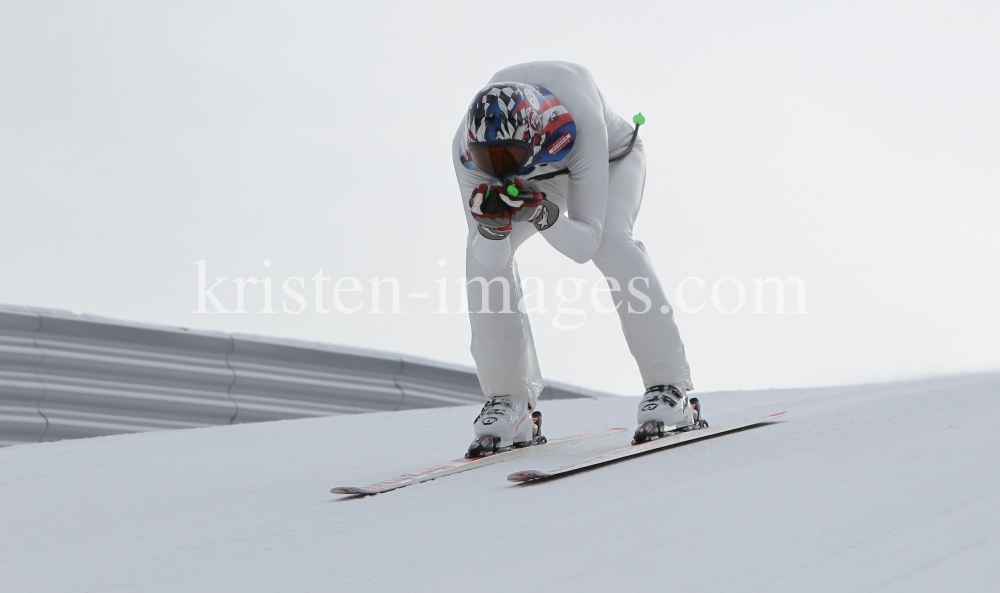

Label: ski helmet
[462,82,576,179]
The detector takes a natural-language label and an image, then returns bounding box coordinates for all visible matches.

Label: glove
[528,198,559,232]
[505,179,559,232]
[469,179,552,240]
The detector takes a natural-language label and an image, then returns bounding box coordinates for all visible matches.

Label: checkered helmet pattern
[466,83,540,143]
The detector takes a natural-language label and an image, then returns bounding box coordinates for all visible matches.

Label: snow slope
[2,374,999,592]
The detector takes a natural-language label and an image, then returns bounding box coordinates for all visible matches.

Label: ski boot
[632,385,707,445]
[466,395,546,458]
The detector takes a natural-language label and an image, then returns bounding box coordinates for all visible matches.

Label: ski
[507,412,786,483]
[331,427,628,496]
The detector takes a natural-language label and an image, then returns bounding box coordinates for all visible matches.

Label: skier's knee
[594,232,639,264]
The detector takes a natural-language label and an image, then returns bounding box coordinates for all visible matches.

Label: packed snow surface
[3,374,999,592]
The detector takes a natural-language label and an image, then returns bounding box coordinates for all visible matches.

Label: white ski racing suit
[453,61,692,407]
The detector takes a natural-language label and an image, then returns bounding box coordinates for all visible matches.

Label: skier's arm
[537,123,609,264]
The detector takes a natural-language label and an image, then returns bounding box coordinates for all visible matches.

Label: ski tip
[768,412,787,419]
[331,487,369,495]
[507,471,549,483]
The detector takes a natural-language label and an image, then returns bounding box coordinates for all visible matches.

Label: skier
[454,61,701,457]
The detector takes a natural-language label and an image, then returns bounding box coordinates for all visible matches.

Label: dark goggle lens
[470,145,527,178]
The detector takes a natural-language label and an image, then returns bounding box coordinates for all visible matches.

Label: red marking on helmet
[542,113,574,138]
[548,132,573,155]
[539,98,561,112]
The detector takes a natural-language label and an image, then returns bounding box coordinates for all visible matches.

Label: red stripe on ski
[332,427,627,496]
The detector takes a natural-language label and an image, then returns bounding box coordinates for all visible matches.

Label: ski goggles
[468,140,532,179]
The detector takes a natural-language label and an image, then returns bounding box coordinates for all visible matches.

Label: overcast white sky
[2,1,997,394]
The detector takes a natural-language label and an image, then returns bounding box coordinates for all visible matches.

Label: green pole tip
[506,185,519,197]
[633,113,646,125]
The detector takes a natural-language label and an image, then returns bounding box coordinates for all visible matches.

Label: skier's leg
[465,221,543,408]
[592,143,694,392]
[464,223,547,455]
